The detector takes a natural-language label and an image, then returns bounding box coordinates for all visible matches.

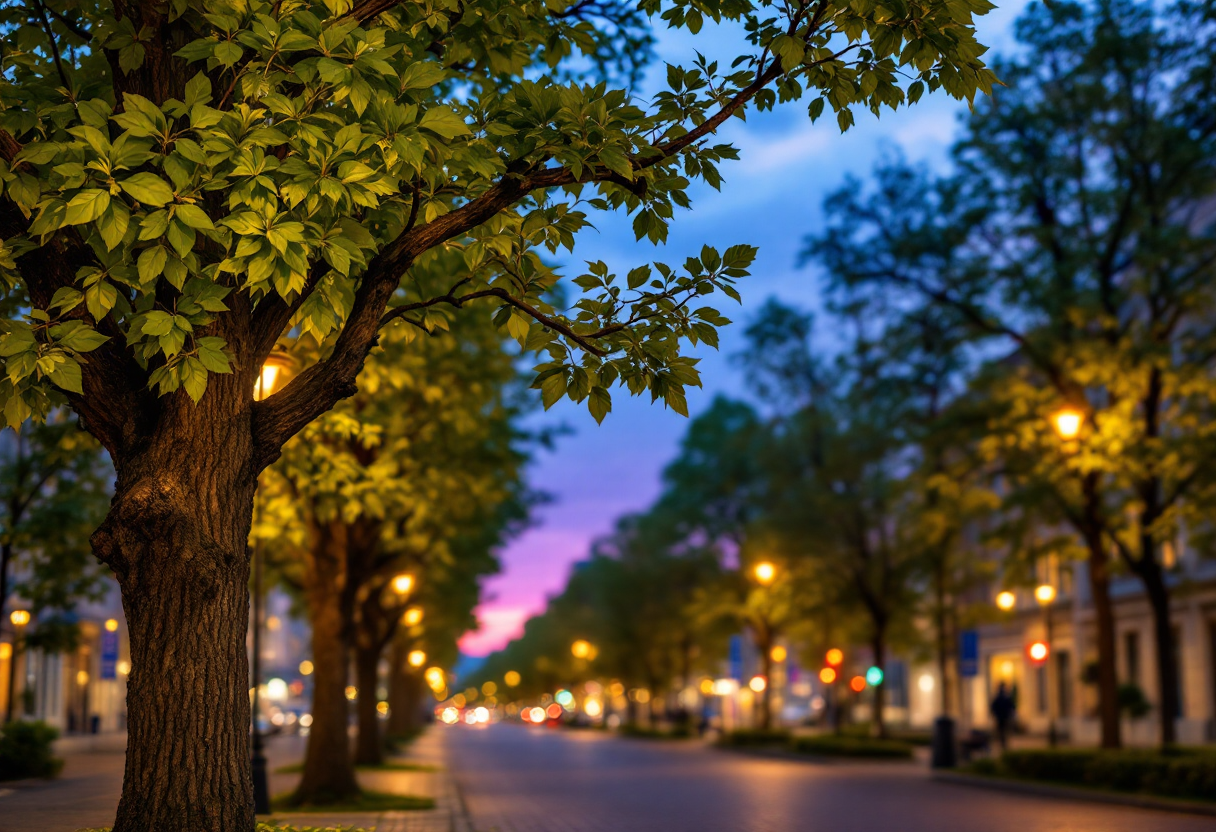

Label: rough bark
[352,636,383,766]
[386,636,422,740]
[293,520,359,805]
[871,628,887,738]
[90,382,258,832]
[1081,474,1121,748]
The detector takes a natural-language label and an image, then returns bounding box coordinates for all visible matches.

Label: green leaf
[63,190,111,226]
[47,357,83,394]
[196,336,232,374]
[138,246,169,285]
[173,203,215,230]
[120,173,175,207]
[588,386,612,424]
[418,108,471,140]
[180,356,208,402]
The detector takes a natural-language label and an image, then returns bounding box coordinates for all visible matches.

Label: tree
[808,0,1216,747]
[259,284,530,802]
[0,1,994,825]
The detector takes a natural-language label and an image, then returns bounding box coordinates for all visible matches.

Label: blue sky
[460,0,1032,655]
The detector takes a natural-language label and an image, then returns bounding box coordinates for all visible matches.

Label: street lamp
[392,573,415,596]
[250,354,291,816]
[1051,408,1083,440]
[996,591,1017,611]
[403,607,424,627]
[571,639,594,659]
[753,562,777,585]
[6,609,28,723]
[1035,582,1058,748]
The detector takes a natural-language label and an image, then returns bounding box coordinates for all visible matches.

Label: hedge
[716,728,791,747]
[997,748,1216,801]
[789,735,915,759]
[0,720,63,780]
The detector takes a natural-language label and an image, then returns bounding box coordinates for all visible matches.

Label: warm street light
[253,353,294,401]
[825,648,843,667]
[1028,641,1049,662]
[571,639,594,659]
[9,610,29,627]
[1035,584,1056,605]
[104,618,119,632]
[996,591,1016,611]
[403,607,424,626]
[1052,408,1083,440]
[753,562,777,585]
[392,573,415,595]
[7,609,29,723]
[819,667,837,684]
[770,645,787,663]
[298,660,314,676]
[1034,581,1058,748]
[408,649,427,667]
[749,675,767,693]
[504,670,521,687]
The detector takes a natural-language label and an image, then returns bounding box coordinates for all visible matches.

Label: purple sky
[459,4,1029,656]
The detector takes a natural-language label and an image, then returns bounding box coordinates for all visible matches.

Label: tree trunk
[91,412,258,832]
[759,632,773,731]
[293,520,359,805]
[386,637,422,741]
[1138,560,1178,747]
[933,561,952,717]
[352,640,383,766]
[1080,474,1120,748]
[871,629,887,738]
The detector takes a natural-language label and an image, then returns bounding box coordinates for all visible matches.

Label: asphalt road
[446,724,1216,832]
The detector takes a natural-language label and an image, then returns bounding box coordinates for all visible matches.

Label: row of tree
[471,0,1216,751]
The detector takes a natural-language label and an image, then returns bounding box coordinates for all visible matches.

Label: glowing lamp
[345,685,358,701]
[504,670,521,687]
[1028,641,1050,664]
[298,660,314,676]
[1052,408,1083,440]
[865,666,884,686]
[825,648,843,667]
[1035,584,1056,605]
[546,703,563,719]
[749,675,767,693]
[9,610,29,627]
[770,645,787,663]
[996,591,1016,611]
[105,618,119,632]
[403,607,424,626]
[254,353,294,401]
[753,562,777,585]
[819,667,837,684]
[408,649,427,667]
[571,639,592,659]
[392,574,415,595]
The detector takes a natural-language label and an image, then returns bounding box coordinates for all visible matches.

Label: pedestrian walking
[990,682,1016,750]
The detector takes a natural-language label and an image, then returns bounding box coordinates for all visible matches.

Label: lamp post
[749,562,778,730]
[6,609,28,722]
[1035,582,1058,748]
[250,354,292,815]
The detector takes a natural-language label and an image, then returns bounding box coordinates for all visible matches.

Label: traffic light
[849,676,866,693]
[1027,640,1050,665]
[865,666,883,686]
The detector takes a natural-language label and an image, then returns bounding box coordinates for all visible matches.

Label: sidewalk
[267,727,470,832]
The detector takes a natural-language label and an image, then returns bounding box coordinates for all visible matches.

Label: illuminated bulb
[770,645,787,663]
[749,675,767,693]
[392,574,415,595]
[408,649,427,667]
[105,618,119,632]
[1035,584,1056,605]
[825,648,843,667]
[403,607,424,626]
[504,670,521,687]
[571,639,592,659]
[9,610,29,627]
[996,591,1016,611]
[753,562,777,585]
[345,685,358,701]
[819,667,837,684]
[117,660,131,676]
[1052,408,1083,440]
[299,660,314,676]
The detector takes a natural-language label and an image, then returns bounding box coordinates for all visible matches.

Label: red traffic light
[1027,641,1050,665]
[825,648,843,667]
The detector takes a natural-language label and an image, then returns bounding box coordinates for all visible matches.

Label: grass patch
[275,761,440,775]
[271,790,436,813]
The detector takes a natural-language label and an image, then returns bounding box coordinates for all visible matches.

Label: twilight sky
[458,2,1031,657]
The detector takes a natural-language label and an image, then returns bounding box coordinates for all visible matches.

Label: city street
[447,724,1216,832]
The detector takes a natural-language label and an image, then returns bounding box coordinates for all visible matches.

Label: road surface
[445,724,1216,832]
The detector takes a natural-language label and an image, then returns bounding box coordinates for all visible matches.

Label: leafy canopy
[0,0,994,454]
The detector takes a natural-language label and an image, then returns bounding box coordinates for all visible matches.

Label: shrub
[1117,683,1152,719]
[0,720,63,780]
[788,735,914,759]
[999,747,1216,802]
[717,728,791,747]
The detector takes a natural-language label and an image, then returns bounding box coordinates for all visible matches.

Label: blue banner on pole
[959,629,979,678]
[101,629,119,680]
[728,635,743,681]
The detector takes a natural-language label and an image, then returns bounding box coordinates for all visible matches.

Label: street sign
[728,635,743,680]
[101,629,119,680]
[959,629,979,678]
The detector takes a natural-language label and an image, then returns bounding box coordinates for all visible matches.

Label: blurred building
[1,578,130,743]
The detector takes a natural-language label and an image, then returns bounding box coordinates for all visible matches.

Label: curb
[932,770,1216,817]
[715,744,916,766]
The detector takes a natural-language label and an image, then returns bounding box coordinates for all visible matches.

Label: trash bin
[931,716,956,768]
